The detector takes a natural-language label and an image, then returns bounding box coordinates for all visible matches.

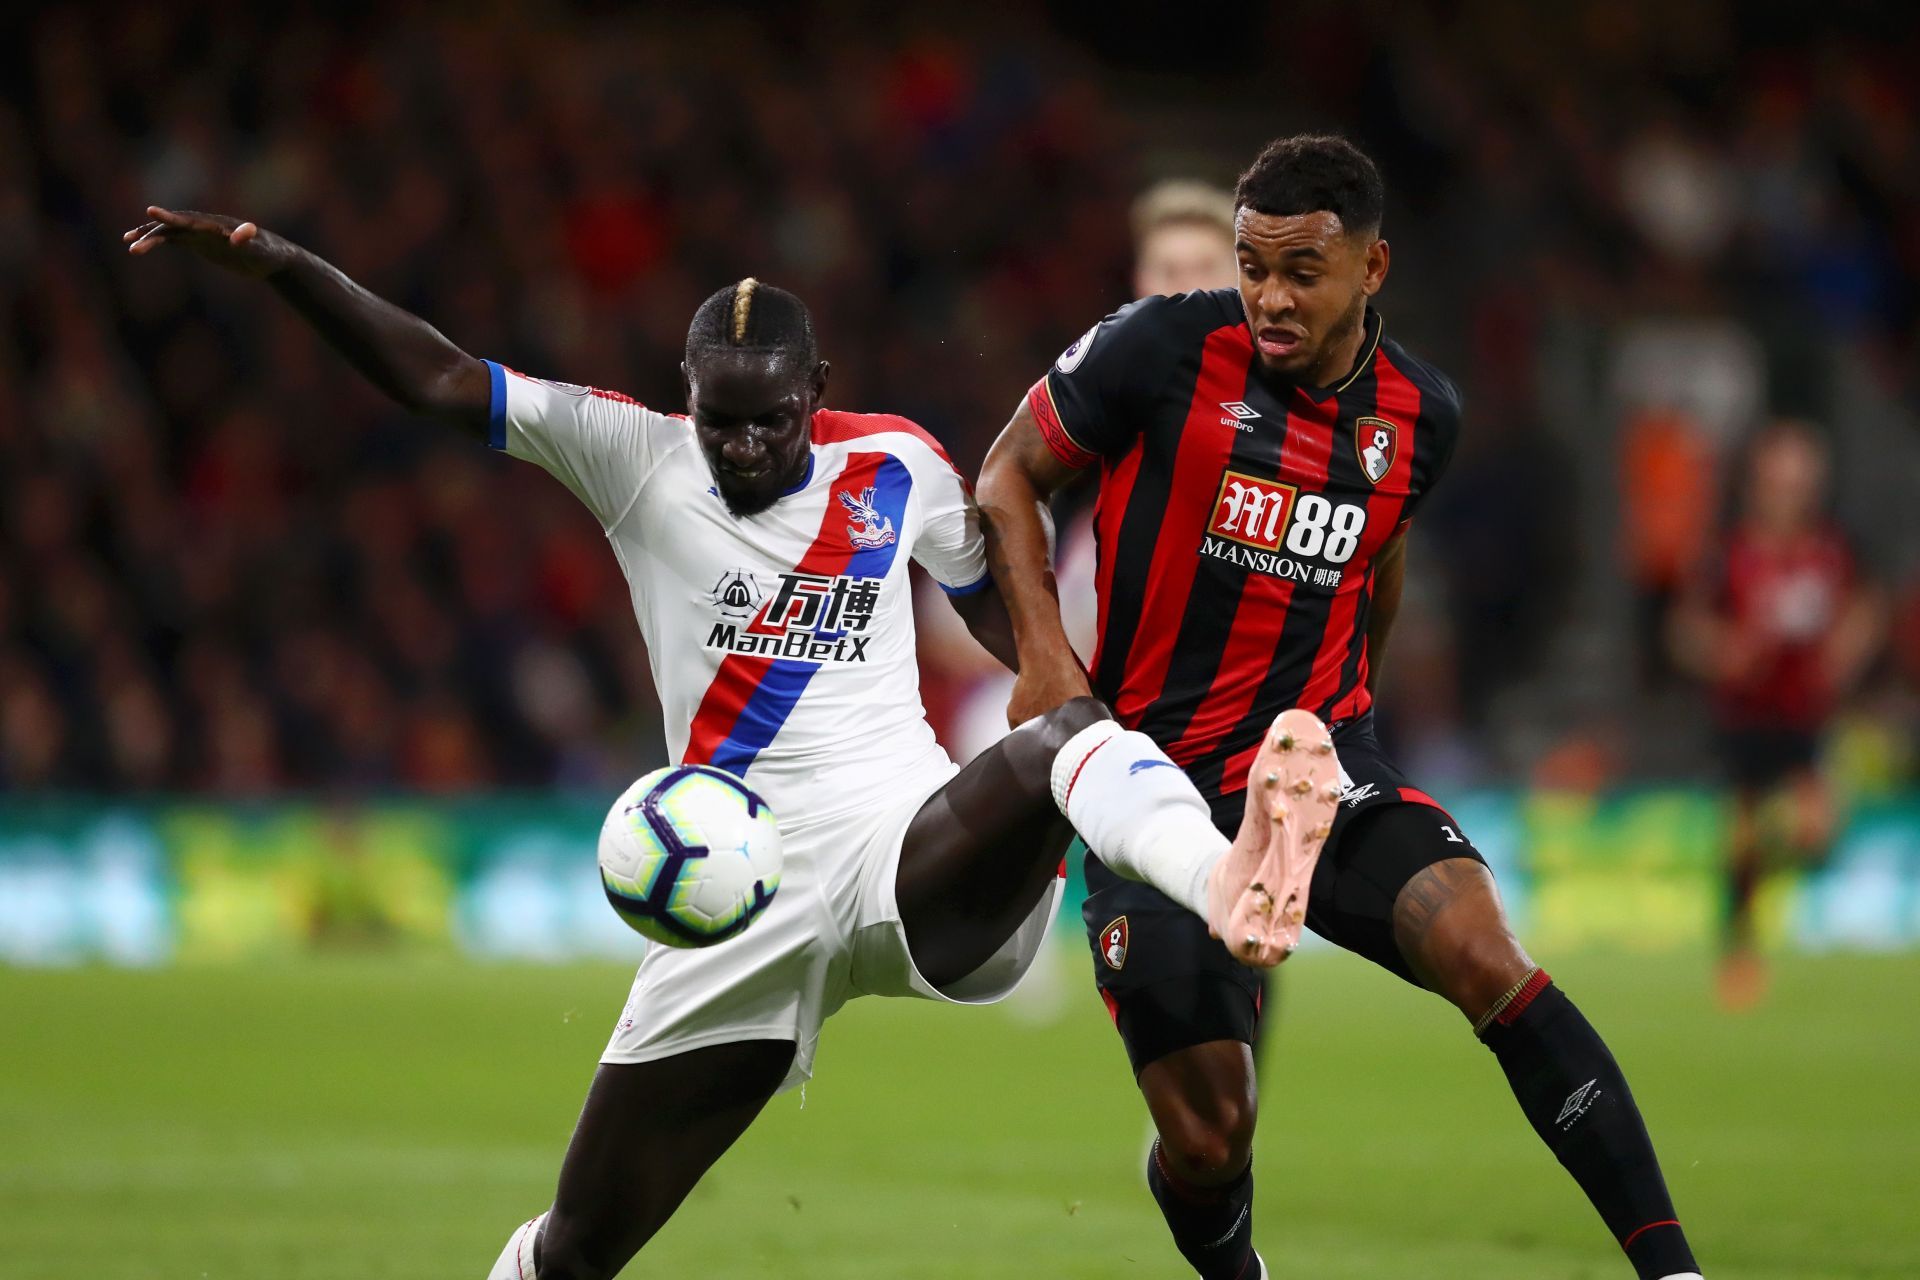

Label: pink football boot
[1205,708,1342,966]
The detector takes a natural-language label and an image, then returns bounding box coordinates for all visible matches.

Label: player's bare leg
[893,698,1106,986]
[1717,790,1768,1009]
[1207,708,1341,965]
[1388,839,1701,1279]
[1718,768,1834,1010]
[1787,769,1835,860]
[901,697,1281,1280]
[488,1040,793,1280]
[1391,855,1537,1012]
[1135,1039,1264,1278]
[1069,707,1337,1280]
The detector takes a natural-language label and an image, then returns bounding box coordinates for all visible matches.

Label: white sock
[1658,1274,1704,1279]
[486,1212,545,1280]
[1049,720,1227,919]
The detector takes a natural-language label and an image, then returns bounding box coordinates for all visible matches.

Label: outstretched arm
[124,207,490,437]
[976,396,1093,725]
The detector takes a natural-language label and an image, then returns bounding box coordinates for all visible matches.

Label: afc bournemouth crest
[1355,416,1399,485]
[1100,915,1129,971]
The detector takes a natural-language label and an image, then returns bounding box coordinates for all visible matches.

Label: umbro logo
[1341,781,1379,807]
[1219,401,1259,431]
[1556,1078,1602,1129]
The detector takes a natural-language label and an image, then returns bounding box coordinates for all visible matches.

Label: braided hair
[685,278,818,369]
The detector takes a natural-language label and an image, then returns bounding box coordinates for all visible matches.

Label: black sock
[1478,972,1698,1280]
[1145,1139,1259,1280]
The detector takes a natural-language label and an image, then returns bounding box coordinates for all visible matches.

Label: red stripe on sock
[1063,733,1117,808]
[1621,1219,1681,1251]
[1495,969,1553,1027]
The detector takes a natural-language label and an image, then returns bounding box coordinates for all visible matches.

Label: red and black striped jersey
[1706,523,1858,730]
[1029,288,1461,800]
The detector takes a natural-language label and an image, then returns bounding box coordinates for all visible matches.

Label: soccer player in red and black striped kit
[1672,420,1882,1008]
[978,135,1703,1279]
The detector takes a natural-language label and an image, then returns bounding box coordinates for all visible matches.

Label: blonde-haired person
[931,178,1242,769]
[1131,179,1238,297]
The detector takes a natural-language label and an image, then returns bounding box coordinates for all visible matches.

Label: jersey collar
[779,451,816,497]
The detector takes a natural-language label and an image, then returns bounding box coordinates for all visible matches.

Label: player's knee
[1387,855,1532,1017]
[1158,1097,1256,1184]
[1410,913,1533,1020]
[1151,1066,1257,1185]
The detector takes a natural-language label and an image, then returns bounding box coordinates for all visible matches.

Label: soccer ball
[598,765,783,947]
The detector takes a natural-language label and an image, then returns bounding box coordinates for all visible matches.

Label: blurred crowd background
[2,0,1916,799]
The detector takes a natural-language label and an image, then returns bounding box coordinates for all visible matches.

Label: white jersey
[484,361,988,827]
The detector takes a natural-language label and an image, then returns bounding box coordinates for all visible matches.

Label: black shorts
[1081,712,1486,1074]
[1718,725,1820,793]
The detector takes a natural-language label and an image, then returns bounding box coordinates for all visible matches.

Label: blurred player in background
[930,177,1242,764]
[1672,420,1882,1009]
[123,206,1328,1280]
[1132,179,1239,298]
[979,135,1703,1280]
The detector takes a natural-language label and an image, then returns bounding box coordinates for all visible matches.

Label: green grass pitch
[4,947,1916,1278]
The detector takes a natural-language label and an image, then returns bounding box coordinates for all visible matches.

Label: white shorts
[602,762,1064,1093]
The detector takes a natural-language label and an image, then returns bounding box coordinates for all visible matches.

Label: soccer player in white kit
[126,206,1345,1280]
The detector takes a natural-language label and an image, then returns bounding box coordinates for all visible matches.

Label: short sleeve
[1030,295,1181,467]
[485,360,679,528]
[908,449,989,595]
[1396,373,1464,533]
